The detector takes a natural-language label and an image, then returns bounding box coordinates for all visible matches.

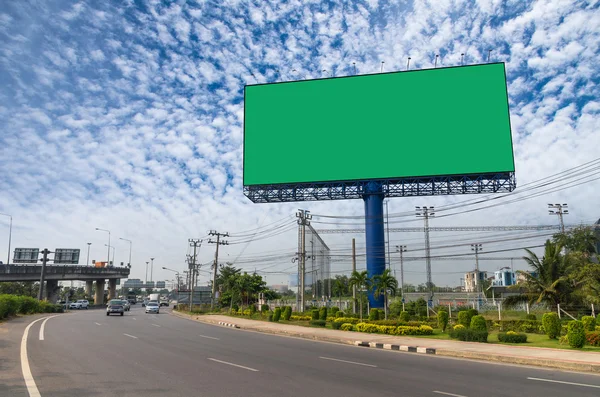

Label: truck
[148,293,160,303]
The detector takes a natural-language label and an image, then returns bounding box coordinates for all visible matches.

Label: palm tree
[373,269,398,320]
[349,270,371,321]
[332,278,345,310]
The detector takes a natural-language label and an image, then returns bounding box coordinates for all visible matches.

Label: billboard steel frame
[244,172,515,203]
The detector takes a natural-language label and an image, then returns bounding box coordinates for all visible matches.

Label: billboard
[54,249,80,264]
[244,63,514,187]
[13,248,39,263]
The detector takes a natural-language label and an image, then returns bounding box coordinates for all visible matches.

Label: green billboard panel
[243,63,514,186]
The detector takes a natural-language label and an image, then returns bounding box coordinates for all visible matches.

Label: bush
[585,331,600,347]
[354,322,434,336]
[283,306,292,321]
[261,304,269,313]
[453,324,466,331]
[249,304,257,313]
[331,321,343,330]
[319,307,328,321]
[518,321,538,333]
[242,309,252,316]
[311,309,319,321]
[330,307,339,316]
[309,319,326,327]
[399,311,410,322]
[542,312,561,339]
[449,327,488,342]
[18,296,40,314]
[341,323,354,331]
[290,315,311,321]
[581,316,596,332]
[333,317,360,324]
[467,308,479,318]
[457,311,470,327]
[525,314,537,321]
[498,331,528,343]
[567,321,586,348]
[368,308,379,321]
[267,311,274,322]
[355,322,379,333]
[335,311,344,318]
[470,315,487,332]
[437,310,449,332]
[273,307,282,322]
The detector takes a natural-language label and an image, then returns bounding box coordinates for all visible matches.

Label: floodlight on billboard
[13,248,39,263]
[243,63,515,202]
[54,249,81,264]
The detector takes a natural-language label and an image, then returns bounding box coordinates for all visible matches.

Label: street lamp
[86,242,92,266]
[150,257,155,282]
[119,237,132,267]
[95,228,111,265]
[145,262,149,284]
[104,244,115,265]
[162,267,180,292]
[0,212,12,265]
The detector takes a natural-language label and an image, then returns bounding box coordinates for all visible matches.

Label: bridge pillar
[85,280,93,298]
[95,279,105,305]
[46,279,59,303]
[108,279,117,300]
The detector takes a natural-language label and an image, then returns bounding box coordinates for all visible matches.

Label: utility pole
[296,209,311,313]
[352,238,356,314]
[86,242,92,266]
[188,239,202,309]
[396,245,407,309]
[208,231,228,308]
[145,261,149,285]
[385,200,391,271]
[150,257,155,282]
[416,206,435,305]
[471,243,483,309]
[548,203,568,233]
[38,248,51,300]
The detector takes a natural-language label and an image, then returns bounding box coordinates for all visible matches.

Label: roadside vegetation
[0,294,64,320]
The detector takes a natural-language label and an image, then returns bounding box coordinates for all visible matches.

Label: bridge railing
[0,264,130,276]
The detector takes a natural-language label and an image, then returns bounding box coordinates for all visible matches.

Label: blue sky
[0,0,599,288]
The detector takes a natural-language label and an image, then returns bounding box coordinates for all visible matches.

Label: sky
[0,0,599,290]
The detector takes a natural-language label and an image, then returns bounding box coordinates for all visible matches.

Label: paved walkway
[175,313,600,373]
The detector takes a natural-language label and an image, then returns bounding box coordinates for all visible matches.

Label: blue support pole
[363,182,385,309]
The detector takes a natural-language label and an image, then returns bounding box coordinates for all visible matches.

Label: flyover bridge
[0,264,130,304]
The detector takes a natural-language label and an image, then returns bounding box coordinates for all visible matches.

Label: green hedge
[470,315,487,332]
[399,311,410,322]
[567,320,586,348]
[319,307,328,321]
[290,315,311,321]
[310,319,326,327]
[333,317,360,324]
[437,310,449,332]
[311,309,319,321]
[354,322,434,336]
[581,316,596,332]
[283,306,292,321]
[449,327,488,342]
[0,294,63,320]
[498,331,527,343]
[341,323,354,331]
[331,320,343,330]
[542,313,561,339]
[273,307,282,322]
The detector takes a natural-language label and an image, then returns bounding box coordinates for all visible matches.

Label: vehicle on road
[145,301,159,314]
[121,299,131,311]
[69,301,82,309]
[76,300,89,309]
[106,301,124,316]
[142,298,149,307]
[149,293,160,301]
[159,298,169,307]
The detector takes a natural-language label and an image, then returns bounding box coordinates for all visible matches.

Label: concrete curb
[355,341,436,355]
[218,321,240,328]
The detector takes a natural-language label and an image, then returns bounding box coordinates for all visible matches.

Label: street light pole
[145,261,149,284]
[86,242,91,266]
[104,244,115,266]
[150,257,155,282]
[0,212,12,265]
[395,245,407,301]
[119,237,132,267]
[471,243,483,309]
[95,228,111,265]
[162,267,180,300]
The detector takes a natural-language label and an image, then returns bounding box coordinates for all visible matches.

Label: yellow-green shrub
[341,323,354,331]
[290,315,311,321]
[333,317,359,324]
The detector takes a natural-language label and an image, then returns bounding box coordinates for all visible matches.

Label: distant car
[76,300,89,309]
[106,302,124,316]
[121,300,131,311]
[159,299,169,307]
[142,299,149,307]
[145,302,159,314]
[69,301,82,310]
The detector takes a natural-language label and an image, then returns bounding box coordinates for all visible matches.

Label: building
[493,268,515,287]
[464,270,488,292]
[269,284,289,293]
[516,270,538,284]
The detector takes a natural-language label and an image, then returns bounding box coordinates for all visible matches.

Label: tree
[332,277,345,309]
[0,282,38,297]
[349,270,371,321]
[373,269,398,319]
[553,226,598,256]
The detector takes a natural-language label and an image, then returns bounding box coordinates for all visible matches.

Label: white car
[69,301,82,310]
[145,302,160,314]
[76,300,89,309]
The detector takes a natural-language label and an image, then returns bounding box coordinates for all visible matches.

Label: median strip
[207,358,258,372]
[355,340,436,355]
[218,321,240,328]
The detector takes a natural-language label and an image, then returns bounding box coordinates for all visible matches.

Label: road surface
[6,306,600,397]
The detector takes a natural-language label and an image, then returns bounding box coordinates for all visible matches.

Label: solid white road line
[198,335,220,340]
[527,377,600,389]
[207,358,259,372]
[123,333,138,339]
[38,315,59,341]
[433,391,468,397]
[152,324,160,327]
[22,316,57,396]
[94,322,102,326]
[319,356,377,368]
[132,318,137,320]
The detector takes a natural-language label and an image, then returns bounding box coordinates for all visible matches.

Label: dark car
[106,302,124,316]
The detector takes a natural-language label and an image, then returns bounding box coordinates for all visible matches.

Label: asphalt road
[7,306,600,397]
